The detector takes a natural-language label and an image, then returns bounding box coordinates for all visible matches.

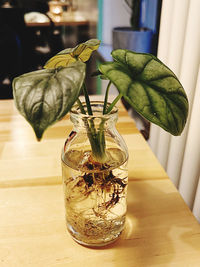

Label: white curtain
[149,0,200,221]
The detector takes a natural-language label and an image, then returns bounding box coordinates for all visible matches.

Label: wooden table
[1,97,200,266]
[25,11,89,27]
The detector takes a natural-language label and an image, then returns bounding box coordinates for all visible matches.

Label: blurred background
[0,0,161,100]
[0,0,98,98]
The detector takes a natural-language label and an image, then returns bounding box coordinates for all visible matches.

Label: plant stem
[103,81,112,114]
[84,118,106,162]
[124,0,132,8]
[98,119,106,156]
[76,98,86,114]
[105,93,123,114]
[82,82,93,115]
[81,83,107,162]
[130,0,141,30]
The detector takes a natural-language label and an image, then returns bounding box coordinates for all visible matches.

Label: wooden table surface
[1,97,200,267]
[26,11,89,27]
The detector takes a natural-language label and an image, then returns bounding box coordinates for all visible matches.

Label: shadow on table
[93,179,200,266]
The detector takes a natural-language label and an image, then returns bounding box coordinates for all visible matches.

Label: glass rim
[70,101,118,118]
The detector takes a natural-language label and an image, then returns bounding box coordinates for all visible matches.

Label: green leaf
[44,39,100,69]
[13,61,86,140]
[91,70,108,80]
[99,49,189,136]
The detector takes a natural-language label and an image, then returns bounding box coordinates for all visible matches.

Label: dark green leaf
[99,49,189,136]
[13,62,86,140]
[100,75,109,80]
[91,70,108,80]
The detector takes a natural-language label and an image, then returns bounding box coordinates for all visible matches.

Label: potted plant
[12,39,188,247]
[112,0,158,53]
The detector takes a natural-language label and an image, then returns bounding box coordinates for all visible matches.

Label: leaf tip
[33,127,44,142]
[36,137,41,142]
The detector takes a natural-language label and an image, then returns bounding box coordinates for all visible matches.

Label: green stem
[76,98,86,114]
[80,82,108,162]
[124,0,131,8]
[82,83,104,158]
[98,119,106,156]
[87,118,106,162]
[105,93,123,114]
[103,81,112,114]
[82,83,93,115]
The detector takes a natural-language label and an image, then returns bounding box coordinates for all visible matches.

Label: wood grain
[0,98,200,266]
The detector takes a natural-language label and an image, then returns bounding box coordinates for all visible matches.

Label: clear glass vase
[61,101,129,247]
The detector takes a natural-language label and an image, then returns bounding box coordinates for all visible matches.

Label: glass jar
[61,101,129,247]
